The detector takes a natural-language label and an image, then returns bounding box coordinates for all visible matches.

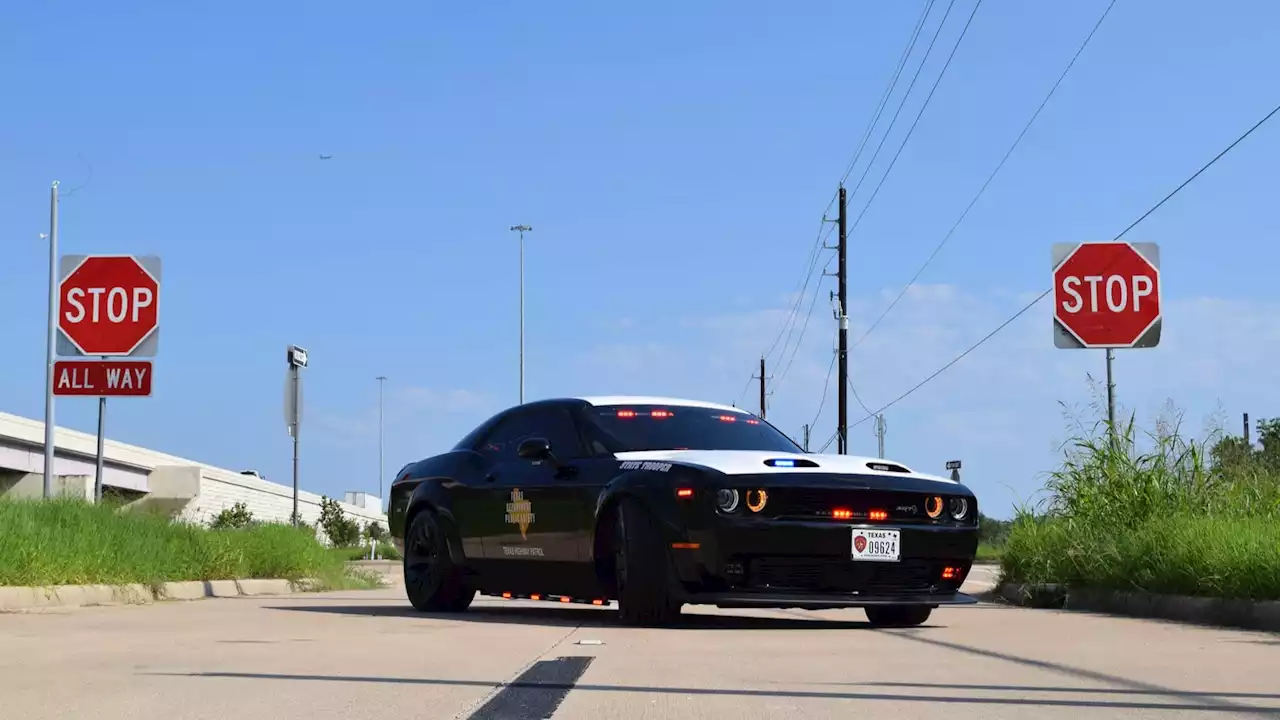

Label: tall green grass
[0,496,362,589]
[1000,407,1280,600]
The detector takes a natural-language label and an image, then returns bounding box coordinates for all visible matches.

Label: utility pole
[874,414,886,458]
[377,375,387,505]
[1244,412,1250,445]
[509,225,532,404]
[802,424,810,452]
[836,185,849,454]
[751,356,770,419]
[42,182,60,498]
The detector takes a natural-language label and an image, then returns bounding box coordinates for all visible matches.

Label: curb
[994,582,1280,633]
[0,577,324,612]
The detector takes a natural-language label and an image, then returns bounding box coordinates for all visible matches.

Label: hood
[613,449,957,485]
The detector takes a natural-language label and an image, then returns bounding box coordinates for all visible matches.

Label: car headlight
[948,497,969,521]
[715,488,740,513]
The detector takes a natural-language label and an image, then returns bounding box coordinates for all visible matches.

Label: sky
[2,0,1278,519]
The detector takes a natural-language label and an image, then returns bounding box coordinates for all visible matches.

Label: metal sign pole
[94,396,106,503]
[42,182,60,499]
[291,364,299,527]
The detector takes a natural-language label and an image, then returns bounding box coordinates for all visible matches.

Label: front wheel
[613,499,681,627]
[403,509,474,613]
[864,604,932,627]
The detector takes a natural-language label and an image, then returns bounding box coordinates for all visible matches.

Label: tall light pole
[376,375,386,504]
[43,181,60,499]
[509,225,532,404]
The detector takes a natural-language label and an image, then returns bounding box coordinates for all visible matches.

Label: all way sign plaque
[53,360,153,397]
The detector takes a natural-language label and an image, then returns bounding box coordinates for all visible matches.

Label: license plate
[851,528,900,562]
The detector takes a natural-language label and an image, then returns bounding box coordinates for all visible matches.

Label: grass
[0,496,381,591]
[999,402,1280,601]
[975,542,1003,564]
[328,542,401,562]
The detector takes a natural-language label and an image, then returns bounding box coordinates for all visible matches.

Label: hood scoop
[866,461,910,473]
[763,457,820,468]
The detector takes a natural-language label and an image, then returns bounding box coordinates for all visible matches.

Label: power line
[755,0,938,395]
[843,0,959,208]
[838,0,939,187]
[807,349,839,432]
[851,0,1118,352]
[846,99,1280,430]
[844,0,984,240]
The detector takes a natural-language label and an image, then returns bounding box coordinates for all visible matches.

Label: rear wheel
[864,604,932,627]
[613,499,681,627]
[403,509,474,613]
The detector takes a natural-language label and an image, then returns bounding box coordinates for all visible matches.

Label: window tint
[583,404,802,453]
[475,406,583,462]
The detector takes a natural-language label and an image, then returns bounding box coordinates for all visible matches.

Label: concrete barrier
[995,582,1280,633]
[0,575,386,611]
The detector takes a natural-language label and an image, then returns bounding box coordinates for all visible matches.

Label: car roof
[573,395,750,414]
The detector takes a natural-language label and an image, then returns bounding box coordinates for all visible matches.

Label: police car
[386,395,980,627]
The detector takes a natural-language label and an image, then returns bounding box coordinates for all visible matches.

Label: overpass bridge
[0,411,385,531]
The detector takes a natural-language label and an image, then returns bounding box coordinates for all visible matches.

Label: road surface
[2,566,1277,719]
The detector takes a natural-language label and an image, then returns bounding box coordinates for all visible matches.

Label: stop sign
[58,255,161,356]
[1052,241,1161,349]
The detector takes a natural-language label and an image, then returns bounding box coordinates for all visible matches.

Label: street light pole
[509,225,532,404]
[376,375,386,505]
[43,181,60,499]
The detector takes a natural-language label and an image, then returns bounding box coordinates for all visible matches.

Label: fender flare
[405,480,468,566]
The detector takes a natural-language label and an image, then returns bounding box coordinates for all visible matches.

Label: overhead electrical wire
[772,0,947,396]
[844,99,1280,431]
[843,0,984,240]
[850,0,1118,353]
[740,0,939,407]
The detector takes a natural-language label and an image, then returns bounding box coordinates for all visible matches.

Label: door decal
[505,488,536,540]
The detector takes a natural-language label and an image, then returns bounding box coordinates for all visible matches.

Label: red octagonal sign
[59,255,160,356]
[1052,241,1161,349]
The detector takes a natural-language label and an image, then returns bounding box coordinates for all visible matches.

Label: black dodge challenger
[387,395,980,627]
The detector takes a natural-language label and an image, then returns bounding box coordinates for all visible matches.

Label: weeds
[1000,397,1280,600]
[0,496,366,589]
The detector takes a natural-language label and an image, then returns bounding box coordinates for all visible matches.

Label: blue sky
[3,1,1278,518]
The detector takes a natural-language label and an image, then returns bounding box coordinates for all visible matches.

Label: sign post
[1052,242,1162,435]
[56,254,162,502]
[285,345,308,527]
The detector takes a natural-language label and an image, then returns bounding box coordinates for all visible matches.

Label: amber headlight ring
[745,488,768,513]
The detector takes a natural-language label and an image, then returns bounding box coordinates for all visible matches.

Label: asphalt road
[3,565,1278,719]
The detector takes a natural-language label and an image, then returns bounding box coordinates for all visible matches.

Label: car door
[477,405,592,564]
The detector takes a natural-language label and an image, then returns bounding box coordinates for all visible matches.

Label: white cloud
[568,283,1280,516]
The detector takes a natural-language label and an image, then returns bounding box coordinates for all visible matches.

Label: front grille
[747,557,939,594]
[763,488,934,523]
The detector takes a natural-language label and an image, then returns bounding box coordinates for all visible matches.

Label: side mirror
[517,437,553,461]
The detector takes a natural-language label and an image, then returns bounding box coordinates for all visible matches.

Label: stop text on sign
[63,286,155,324]
[1059,274,1154,314]
[52,360,153,397]
[57,254,162,357]
[1051,241,1162,349]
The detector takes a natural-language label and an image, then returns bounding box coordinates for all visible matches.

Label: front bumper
[667,518,979,608]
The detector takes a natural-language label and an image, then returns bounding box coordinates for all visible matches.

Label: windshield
[585,404,803,453]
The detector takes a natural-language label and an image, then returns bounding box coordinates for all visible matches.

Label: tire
[864,604,932,628]
[613,498,681,627]
[403,509,474,613]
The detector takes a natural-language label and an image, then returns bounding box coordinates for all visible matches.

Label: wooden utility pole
[836,185,848,454]
[802,423,811,452]
[751,357,771,419]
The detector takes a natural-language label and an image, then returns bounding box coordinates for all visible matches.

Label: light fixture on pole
[509,224,532,404]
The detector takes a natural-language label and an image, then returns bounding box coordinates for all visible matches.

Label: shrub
[318,496,361,547]
[210,502,254,529]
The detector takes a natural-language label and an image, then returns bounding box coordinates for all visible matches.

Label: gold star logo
[504,488,535,540]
